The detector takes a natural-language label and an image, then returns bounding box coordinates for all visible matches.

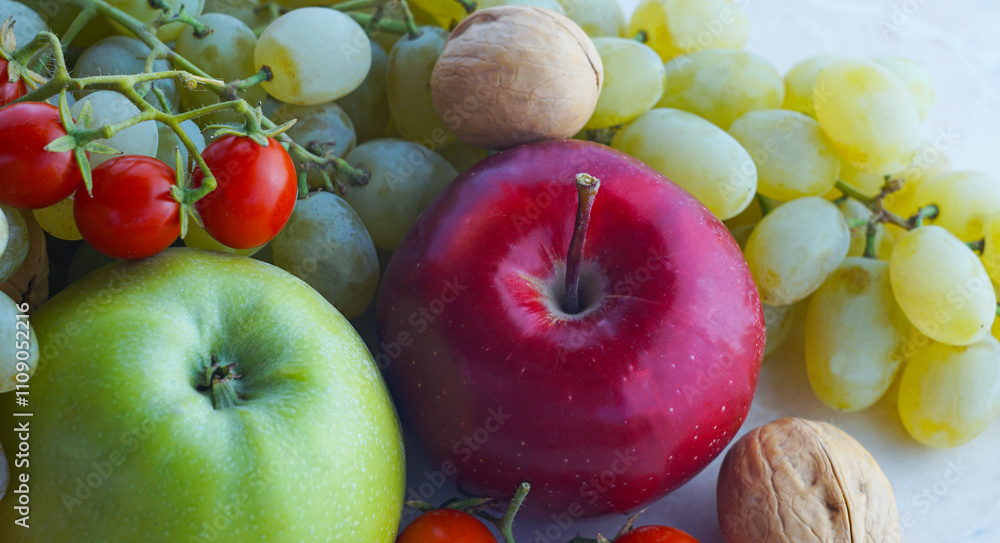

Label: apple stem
[200,360,244,409]
[565,173,601,314]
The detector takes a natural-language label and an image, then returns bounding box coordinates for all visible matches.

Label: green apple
[0,249,405,542]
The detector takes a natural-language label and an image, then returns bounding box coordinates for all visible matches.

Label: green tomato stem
[497,482,530,543]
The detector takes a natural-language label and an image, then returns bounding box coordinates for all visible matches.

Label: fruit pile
[0,0,993,540]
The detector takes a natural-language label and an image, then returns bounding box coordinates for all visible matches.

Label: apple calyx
[564,173,601,314]
[197,358,243,409]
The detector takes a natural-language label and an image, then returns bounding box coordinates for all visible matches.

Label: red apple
[377,140,764,516]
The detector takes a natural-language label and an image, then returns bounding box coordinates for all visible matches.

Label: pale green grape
[477,0,565,12]
[176,13,268,120]
[728,109,840,200]
[557,0,625,37]
[586,38,664,129]
[0,291,38,392]
[911,170,1000,241]
[338,139,457,250]
[981,216,1000,285]
[838,198,899,259]
[105,0,205,41]
[763,302,801,358]
[0,0,47,47]
[337,40,390,143]
[782,54,839,118]
[612,108,756,220]
[626,0,749,62]
[74,37,179,112]
[890,225,995,346]
[744,197,850,306]
[437,140,489,173]
[0,206,28,284]
[898,336,1000,448]
[71,91,159,167]
[271,192,378,320]
[33,196,81,241]
[256,8,371,105]
[272,102,357,188]
[658,49,784,129]
[17,0,114,48]
[155,120,207,168]
[814,59,920,174]
[183,221,264,256]
[805,258,911,411]
[387,26,454,147]
[875,57,935,120]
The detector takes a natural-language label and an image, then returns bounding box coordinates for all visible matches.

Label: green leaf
[57,90,74,129]
[76,99,94,129]
[0,18,17,58]
[45,134,78,153]
[261,118,296,141]
[82,141,121,156]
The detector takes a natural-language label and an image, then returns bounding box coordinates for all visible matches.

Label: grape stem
[835,179,939,232]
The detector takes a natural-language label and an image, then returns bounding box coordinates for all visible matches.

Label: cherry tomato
[616,526,700,543]
[74,155,181,260]
[0,101,80,209]
[0,59,28,107]
[397,509,496,543]
[193,135,297,249]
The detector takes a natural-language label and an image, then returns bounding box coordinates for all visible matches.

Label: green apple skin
[0,248,405,542]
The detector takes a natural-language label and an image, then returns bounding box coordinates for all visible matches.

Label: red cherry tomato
[75,155,181,260]
[192,135,297,249]
[397,509,496,543]
[0,101,80,209]
[616,526,700,543]
[1,59,28,107]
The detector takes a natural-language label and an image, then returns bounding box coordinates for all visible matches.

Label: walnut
[717,418,900,543]
[0,209,48,312]
[431,5,603,150]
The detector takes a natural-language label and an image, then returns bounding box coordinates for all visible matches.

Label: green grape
[176,13,268,119]
[33,196,81,241]
[781,54,839,118]
[71,92,159,167]
[981,217,1000,285]
[805,258,910,411]
[338,139,457,250]
[814,59,920,174]
[626,0,749,62]
[409,0,466,28]
[477,0,565,13]
[105,0,205,41]
[337,40,390,143]
[838,198,899,259]
[0,206,28,284]
[74,37,179,112]
[183,221,264,256]
[911,170,1000,241]
[271,192,379,320]
[272,102,356,188]
[890,225,996,346]
[0,0,47,47]
[763,302,801,358]
[437,140,489,173]
[658,49,784,129]
[256,8,371,105]
[585,38,664,129]
[898,336,1000,448]
[17,0,114,48]
[612,108,756,220]
[557,0,625,37]
[875,57,935,120]
[387,26,455,147]
[202,0,273,29]
[728,109,840,200]
[744,197,851,306]
[155,120,206,168]
[1,291,38,393]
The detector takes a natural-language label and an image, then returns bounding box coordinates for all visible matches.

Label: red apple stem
[565,173,601,314]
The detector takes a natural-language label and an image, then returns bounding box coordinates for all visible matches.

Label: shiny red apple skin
[377,140,764,517]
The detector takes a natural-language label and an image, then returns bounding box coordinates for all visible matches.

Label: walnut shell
[717,418,899,543]
[431,5,603,150]
[0,210,48,312]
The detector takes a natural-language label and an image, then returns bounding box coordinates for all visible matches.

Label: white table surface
[403,1,1000,541]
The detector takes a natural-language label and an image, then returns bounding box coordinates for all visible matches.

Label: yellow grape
[805,258,910,411]
[889,225,995,346]
[658,49,784,129]
[728,109,840,200]
[980,216,1000,285]
[898,336,1000,448]
[611,108,757,220]
[183,222,264,257]
[586,38,665,129]
[33,197,81,241]
[626,0,749,62]
[782,54,839,118]
[814,60,920,174]
[874,57,935,120]
[408,0,467,28]
[744,197,851,306]
[883,139,951,217]
[557,0,626,37]
[911,170,1000,241]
